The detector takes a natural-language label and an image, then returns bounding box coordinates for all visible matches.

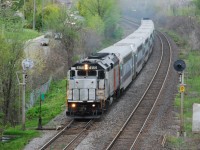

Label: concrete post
[180,72,185,136]
[22,71,26,130]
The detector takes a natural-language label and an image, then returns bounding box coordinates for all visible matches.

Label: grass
[5,29,41,42]
[166,135,185,148]
[183,51,200,134]
[26,79,66,128]
[167,39,200,148]
[0,79,66,150]
[163,29,187,47]
[0,130,39,150]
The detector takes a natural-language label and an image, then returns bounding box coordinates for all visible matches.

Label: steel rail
[39,119,74,150]
[62,119,93,150]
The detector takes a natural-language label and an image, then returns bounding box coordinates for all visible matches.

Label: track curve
[105,19,172,150]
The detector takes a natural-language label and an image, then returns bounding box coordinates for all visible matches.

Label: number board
[76,66,98,70]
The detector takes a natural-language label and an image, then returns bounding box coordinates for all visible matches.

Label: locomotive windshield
[88,70,97,76]
[77,70,97,76]
[77,70,86,76]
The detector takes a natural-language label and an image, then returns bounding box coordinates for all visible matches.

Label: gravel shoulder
[75,35,164,150]
[138,33,179,149]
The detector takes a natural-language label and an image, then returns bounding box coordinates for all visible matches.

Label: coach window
[77,70,86,76]
[150,34,153,39]
[138,45,142,52]
[98,70,105,79]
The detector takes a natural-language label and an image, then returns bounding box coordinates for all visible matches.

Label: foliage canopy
[77,0,122,39]
[0,7,24,126]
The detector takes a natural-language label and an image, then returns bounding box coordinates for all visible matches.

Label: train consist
[66,19,155,118]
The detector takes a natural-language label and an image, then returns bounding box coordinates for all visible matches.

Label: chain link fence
[26,77,52,109]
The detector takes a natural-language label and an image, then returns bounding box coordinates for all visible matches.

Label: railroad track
[39,119,93,150]
[105,18,172,150]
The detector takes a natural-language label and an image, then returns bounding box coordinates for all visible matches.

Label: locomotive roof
[72,52,119,71]
[88,53,109,59]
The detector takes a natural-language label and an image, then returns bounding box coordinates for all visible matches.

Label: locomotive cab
[66,53,120,118]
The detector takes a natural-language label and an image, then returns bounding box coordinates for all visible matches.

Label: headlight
[92,104,95,107]
[84,64,88,70]
[71,103,76,108]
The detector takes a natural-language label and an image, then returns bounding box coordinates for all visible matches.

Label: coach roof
[99,45,133,62]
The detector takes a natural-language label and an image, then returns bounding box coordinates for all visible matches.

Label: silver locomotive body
[66,53,120,118]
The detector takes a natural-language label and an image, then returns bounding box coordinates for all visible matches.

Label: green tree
[45,5,83,68]
[77,0,122,39]
[23,0,47,30]
[0,7,24,126]
[193,0,200,15]
[42,3,60,30]
[87,14,105,36]
[194,0,200,9]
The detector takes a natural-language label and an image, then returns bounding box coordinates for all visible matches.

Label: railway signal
[173,59,186,72]
[16,59,34,130]
[173,60,186,137]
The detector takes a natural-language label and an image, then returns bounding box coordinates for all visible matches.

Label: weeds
[0,79,66,150]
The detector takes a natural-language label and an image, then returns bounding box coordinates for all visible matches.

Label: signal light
[173,60,186,72]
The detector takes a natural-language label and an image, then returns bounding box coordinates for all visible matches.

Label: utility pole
[33,0,36,30]
[42,0,43,32]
